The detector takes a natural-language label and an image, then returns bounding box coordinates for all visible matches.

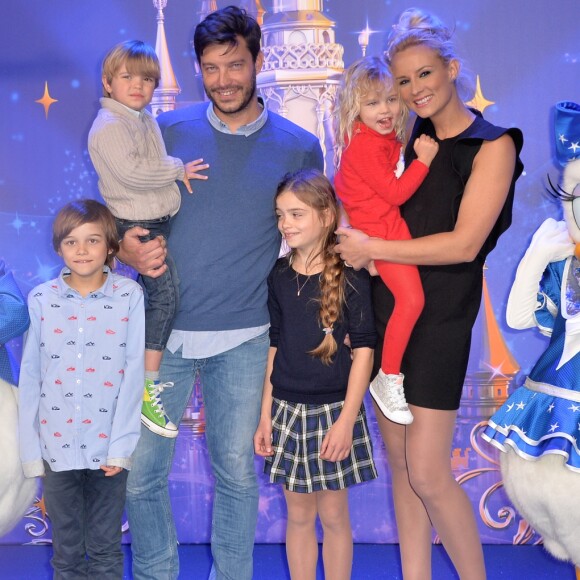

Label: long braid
[275,169,347,366]
[308,242,345,365]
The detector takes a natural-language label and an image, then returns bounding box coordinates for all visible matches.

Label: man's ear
[255,51,264,74]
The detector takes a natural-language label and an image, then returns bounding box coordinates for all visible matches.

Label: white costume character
[483,101,580,573]
[0,262,37,537]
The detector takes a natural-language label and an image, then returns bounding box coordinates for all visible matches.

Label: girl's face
[358,83,401,135]
[390,44,458,119]
[276,190,328,258]
[58,222,111,286]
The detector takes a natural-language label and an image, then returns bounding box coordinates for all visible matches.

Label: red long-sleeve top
[334,121,428,239]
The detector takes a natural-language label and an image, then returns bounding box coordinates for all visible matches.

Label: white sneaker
[369,371,414,425]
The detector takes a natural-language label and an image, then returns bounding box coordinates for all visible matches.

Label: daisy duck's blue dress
[483,255,580,471]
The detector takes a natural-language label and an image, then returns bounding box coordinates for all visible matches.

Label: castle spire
[258,0,344,173]
[239,0,266,25]
[460,271,520,421]
[198,0,218,23]
[150,0,180,117]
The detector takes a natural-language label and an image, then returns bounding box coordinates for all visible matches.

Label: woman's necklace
[296,273,311,296]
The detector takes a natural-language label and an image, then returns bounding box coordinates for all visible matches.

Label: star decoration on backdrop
[466,75,495,114]
[484,361,508,380]
[35,81,58,119]
[33,495,47,521]
[10,213,26,234]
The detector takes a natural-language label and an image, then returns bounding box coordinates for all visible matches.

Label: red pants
[375,260,424,374]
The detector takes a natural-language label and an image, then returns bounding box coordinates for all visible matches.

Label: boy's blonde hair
[276,169,346,365]
[101,40,160,97]
[52,200,119,268]
[333,56,408,170]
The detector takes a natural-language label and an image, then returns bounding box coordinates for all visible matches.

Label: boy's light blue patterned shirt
[19,268,145,477]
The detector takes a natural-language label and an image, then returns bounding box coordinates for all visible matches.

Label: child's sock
[145,370,160,383]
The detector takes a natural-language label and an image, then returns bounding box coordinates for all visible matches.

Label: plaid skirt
[264,398,378,493]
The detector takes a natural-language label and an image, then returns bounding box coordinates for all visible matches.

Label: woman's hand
[335,227,373,270]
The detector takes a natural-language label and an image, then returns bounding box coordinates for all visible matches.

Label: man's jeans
[126,331,268,580]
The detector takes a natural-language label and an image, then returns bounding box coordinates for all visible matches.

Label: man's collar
[206,97,268,136]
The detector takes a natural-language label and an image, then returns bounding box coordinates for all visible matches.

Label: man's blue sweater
[157,103,324,332]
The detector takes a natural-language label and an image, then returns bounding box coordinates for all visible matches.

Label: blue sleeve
[0,266,30,344]
[303,136,324,172]
[267,268,281,348]
[107,283,145,469]
[345,270,377,350]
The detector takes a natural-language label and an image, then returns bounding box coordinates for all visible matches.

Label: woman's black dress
[372,112,523,410]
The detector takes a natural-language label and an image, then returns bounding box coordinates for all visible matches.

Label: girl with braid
[254,169,377,580]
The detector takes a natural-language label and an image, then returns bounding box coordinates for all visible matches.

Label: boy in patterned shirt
[19,200,144,578]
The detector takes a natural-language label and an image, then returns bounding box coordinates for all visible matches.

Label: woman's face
[390,44,458,119]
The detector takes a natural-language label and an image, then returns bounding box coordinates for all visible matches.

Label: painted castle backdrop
[1,0,579,546]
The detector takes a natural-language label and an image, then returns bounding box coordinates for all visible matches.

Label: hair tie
[323,327,333,335]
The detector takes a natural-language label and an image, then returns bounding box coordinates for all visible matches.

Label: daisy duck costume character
[483,101,580,572]
[0,261,36,537]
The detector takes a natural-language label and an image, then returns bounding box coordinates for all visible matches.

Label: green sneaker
[141,379,178,438]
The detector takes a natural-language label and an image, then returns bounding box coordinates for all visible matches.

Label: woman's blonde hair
[385,8,473,101]
[276,169,345,365]
[101,40,160,97]
[333,56,408,170]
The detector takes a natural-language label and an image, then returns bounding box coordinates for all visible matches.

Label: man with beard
[118,6,323,580]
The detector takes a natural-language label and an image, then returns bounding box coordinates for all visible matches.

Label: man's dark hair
[193,5,261,63]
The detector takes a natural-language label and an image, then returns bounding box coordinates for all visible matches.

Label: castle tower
[258,0,344,173]
[459,270,520,424]
[150,0,181,117]
[198,0,218,22]
[239,0,266,25]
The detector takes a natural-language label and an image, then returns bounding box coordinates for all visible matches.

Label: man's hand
[117,227,168,278]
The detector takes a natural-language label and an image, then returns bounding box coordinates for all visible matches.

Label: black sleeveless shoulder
[372,112,523,410]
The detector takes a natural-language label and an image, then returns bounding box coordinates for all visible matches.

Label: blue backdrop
[2,0,579,546]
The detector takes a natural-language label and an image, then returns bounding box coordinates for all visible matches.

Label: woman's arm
[335,134,517,268]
